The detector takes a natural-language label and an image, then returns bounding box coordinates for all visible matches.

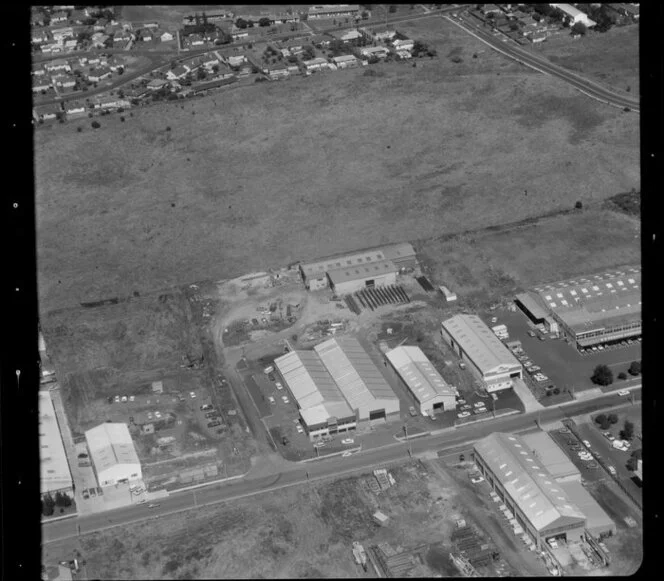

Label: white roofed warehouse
[327,259,398,295]
[474,433,587,549]
[441,314,522,392]
[39,391,74,499]
[85,423,142,487]
[385,346,457,416]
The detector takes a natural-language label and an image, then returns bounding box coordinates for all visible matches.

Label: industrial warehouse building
[385,345,457,416]
[298,242,417,292]
[474,432,616,546]
[275,336,400,439]
[39,391,74,499]
[441,314,523,392]
[515,266,641,349]
[85,423,142,487]
[474,433,587,548]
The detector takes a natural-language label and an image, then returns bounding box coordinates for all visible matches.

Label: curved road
[43,387,640,545]
[446,13,639,112]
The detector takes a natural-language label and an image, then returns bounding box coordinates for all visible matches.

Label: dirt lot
[417,207,641,311]
[534,25,639,97]
[44,459,547,579]
[35,16,639,313]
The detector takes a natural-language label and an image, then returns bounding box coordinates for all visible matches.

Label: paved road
[43,386,640,545]
[446,13,639,112]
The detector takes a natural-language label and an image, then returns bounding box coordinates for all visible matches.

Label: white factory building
[39,391,74,499]
[549,4,597,27]
[385,345,457,416]
[441,314,523,392]
[85,422,142,487]
[298,242,417,292]
[275,336,400,439]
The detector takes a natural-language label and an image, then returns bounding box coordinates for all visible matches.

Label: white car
[457,411,471,419]
[281,396,289,404]
[121,395,128,402]
[473,402,486,408]
[190,391,196,398]
[136,498,147,504]
[617,390,630,396]
[147,412,153,420]
[471,476,484,484]
[275,382,283,390]
[491,317,498,323]
[155,411,162,419]
[268,396,276,405]
[114,395,120,403]
[457,398,466,405]
[342,451,352,457]
[342,438,354,445]
[129,395,135,402]
[582,440,591,448]
[296,425,304,434]
[608,466,617,475]
[548,539,558,549]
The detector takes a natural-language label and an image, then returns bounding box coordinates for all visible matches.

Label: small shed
[373,511,389,526]
[152,381,164,394]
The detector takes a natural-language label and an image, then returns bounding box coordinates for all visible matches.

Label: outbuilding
[85,423,142,487]
[327,260,397,295]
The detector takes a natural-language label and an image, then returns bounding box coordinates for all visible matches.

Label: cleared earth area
[35,17,639,313]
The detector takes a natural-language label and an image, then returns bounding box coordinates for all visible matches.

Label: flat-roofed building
[441,314,523,392]
[308,4,360,19]
[474,432,586,548]
[521,431,581,483]
[85,423,142,487]
[332,54,359,68]
[327,259,397,295]
[39,391,73,499]
[385,345,457,415]
[515,266,641,348]
[315,336,400,423]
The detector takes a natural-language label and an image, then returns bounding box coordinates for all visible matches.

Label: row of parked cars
[510,343,550,385]
[457,397,488,419]
[200,403,222,429]
[579,337,640,355]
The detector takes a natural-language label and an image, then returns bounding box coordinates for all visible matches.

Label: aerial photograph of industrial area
[33,3,642,579]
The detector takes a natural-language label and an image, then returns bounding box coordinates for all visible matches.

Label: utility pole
[403,423,412,458]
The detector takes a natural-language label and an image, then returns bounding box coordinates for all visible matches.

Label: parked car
[190,391,196,398]
[148,503,160,508]
[538,335,545,341]
[471,476,484,484]
[281,395,289,404]
[473,402,486,408]
[457,398,466,405]
[608,465,617,475]
[268,396,276,404]
[457,411,471,419]
[342,451,352,457]
[459,361,466,369]
[121,395,128,402]
[528,365,541,372]
[296,425,304,434]
[473,408,486,414]
[491,317,498,323]
[114,395,120,403]
[342,438,354,445]
[528,331,536,338]
[617,390,630,396]
[129,395,135,402]
[275,382,283,390]
[200,404,212,411]
[409,406,417,417]
[582,440,591,448]
[147,412,153,420]
[460,404,472,411]
[155,411,162,419]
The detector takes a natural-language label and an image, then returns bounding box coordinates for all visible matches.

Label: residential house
[92,96,131,110]
[32,31,49,44]
[147,78,169,90]
[64,39,78,51]
[107,56,125,72]
[226,54,247,67]
[160,31,175,42]
[332,54,359,69]
[286,64,300,74]
[309,34,332,48]
[52,74,75,88]
[330,28,362,43]
[232,31,249,40]
[360,46,389,58]
[141,32,153,42]
[166,65,191,80]
[361,27,396,41]
[396,49,412,59]
[201,54,221,69]
[267,64,290,79]
[144,22,159,29]
[44,59,71,73]
[530,32,548,43]
[65,100,86,115]
[303,57,329,71]
[91,33,110,48]
[392,38,414,51]
[51,27,74,41]
[33,103,63,122]
[188,33,205,46]
[308,5,360,19]
[32,67,46,76]
[279,38,305,56]
[50,11,69,23]
[41,44,62,54]
[549,4,597,27]
[123,85,150,100]
[87,67,112,82]
[32,77,52,92]
[481,4,503,15]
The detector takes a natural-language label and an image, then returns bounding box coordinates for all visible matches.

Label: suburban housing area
[33,3,641,581]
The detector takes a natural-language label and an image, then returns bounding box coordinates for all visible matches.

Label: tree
[459,454,465,462]
[91,120,101,129]
[361,11,369,19]
[595,413,607,426]
[575,200,583,209]
[628,361,641,376]
[617,372,627,380]
[235,18,248,29]
[620,420,635,441]
[591,364,613,386]
[571,21,587,36]
[388,5,397,13]
[259,17,271,27]
[626,455,638,471]
[608,413,618,425]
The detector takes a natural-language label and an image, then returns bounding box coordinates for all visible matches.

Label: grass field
[417,207,641,310]
[35,17,639,314]
[535,25,639,96]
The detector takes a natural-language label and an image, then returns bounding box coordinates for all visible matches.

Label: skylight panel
[606,283,613,288]
[617,281,624,286]
[570,290,577,296]
[544,295,552,301]
[581,288,588,294]
[628,278,635,284]
[556,293,563,299]
[592,286,600,291]
[549,302,556,308]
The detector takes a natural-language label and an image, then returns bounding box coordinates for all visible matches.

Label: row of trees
[42,491,72,516]
[591,360,641,386]
[594,414,635,441]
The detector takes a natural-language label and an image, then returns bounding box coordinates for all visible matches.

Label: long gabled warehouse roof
[475,433,585,532]
[521,431,581,482]
[441,314,521,375]
[327,259,396,284]
[385,346,456,403]
[85,423,140,474]
[39,391,73,494]
[274,350,353,421]
[315,336,398,411]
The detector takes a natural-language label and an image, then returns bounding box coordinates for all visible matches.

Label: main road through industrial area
[445,12,640,113]
[43,387,640,545]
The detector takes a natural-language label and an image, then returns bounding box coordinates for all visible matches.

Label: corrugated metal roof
[315,336,398,412]
[274,351,354,422]
[521,431,581,482]
[380,242,417,262]
[39,391,73,494]
[300,249,388,278]
[474,433,585,532]
[559,480,616,536]
[326,259,397,284]
[441,314,522,376]
[85,423,140,474]
[385,346,456,404]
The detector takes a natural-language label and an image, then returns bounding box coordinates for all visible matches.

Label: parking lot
[486,309,642,395]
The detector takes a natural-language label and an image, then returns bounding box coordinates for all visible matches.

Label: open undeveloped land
[35,17,639,313]
[535,24,639,97]
[42,460,546,579]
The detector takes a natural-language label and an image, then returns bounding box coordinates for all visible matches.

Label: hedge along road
[43,387,640,545]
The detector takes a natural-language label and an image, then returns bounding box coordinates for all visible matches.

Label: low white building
[392,38,414,51]
[85,423,142,487]
[303,57,330,71]
[160,31,174,42]
[332,54,359,69]
[549,3,597,27]
[385,346,457,416]
[39,391,74,499]
[360,46,389,59]
[327,260,398,295]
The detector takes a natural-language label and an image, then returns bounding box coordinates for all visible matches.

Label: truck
[352,542,368,571]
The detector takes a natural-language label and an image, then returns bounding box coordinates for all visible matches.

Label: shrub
[591,364,613,386]
[628,361,641,376]
[620,419,635,441]
[575,201,583,209]
[553,387,560,395]
[594,413,607,426]
[91,121,101,129]
[166,126,171,131]
[77,127,82,132]
[617,372,627,380]
[608,413,618,425]
[120,116,125,122]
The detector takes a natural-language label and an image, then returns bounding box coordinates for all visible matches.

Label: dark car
[268,373,275,381]
[282,436,289,445]
[207,421,221,428]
